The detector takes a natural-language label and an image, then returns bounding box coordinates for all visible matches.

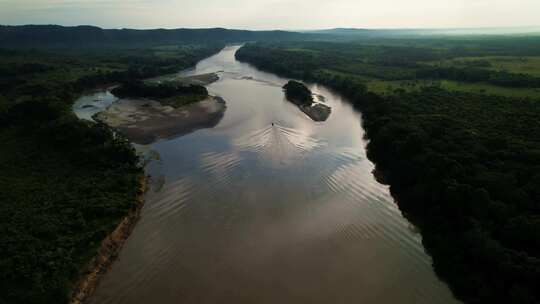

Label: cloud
[0,0,539,29]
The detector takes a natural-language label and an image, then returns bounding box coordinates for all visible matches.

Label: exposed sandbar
[94,96,226,144]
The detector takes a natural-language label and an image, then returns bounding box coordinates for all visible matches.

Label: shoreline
[93,95,227,145]
[69,174,147,304]
[68,73,224,302]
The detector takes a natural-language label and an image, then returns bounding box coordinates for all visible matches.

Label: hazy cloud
[0,0,539,29]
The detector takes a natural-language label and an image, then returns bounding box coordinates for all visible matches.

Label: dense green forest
[236,38,540,99]
[0,43,223,304]
[236,39,540,303]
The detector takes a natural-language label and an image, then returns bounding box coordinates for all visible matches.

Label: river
[74,45,459,304]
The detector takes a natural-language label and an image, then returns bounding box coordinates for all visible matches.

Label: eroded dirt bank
[69,176,147,304]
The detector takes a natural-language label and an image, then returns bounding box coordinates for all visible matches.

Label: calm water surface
[81,46,459,304]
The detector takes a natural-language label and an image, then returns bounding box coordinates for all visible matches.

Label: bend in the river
[75,45,460,304]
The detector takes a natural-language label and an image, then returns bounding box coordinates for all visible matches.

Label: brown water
[82,45,459,304]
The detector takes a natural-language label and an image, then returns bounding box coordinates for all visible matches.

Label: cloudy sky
[1,0,539,30]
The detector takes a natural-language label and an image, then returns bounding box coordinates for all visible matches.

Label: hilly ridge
[0,25,310,48]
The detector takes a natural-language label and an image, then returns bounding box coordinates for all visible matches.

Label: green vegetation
[439,80,540,99]
[0,104,142,304]
[366,79,540,99]
[0,43,223,304]
[430,56,540,77]
[111,80,209,108]
[236,39,540,304]
[235,38,540,99]
[283,80,313,106]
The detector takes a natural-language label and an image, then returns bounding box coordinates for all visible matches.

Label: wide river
[76,45,459,304]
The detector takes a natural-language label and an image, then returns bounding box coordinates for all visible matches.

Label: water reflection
[87,46,460,304]
[73,89,117,121]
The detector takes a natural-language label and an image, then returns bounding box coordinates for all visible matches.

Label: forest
[236,39,540,304]
[236,38,540,99]
[0,43,223,304]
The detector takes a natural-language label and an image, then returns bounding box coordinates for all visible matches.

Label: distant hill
[3,25,538,49]
[304,28,373,35]
[305,27,540,38]
[0,25,311,49]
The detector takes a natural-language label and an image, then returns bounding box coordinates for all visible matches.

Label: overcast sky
[1,0,539,30]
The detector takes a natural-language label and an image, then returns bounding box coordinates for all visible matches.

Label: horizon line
[2,23,540,32]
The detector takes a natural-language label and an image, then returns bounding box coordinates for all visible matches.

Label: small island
[111,80,210,108]
[283,80,331,121]
[95,76,226,144]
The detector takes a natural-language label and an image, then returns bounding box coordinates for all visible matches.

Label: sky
[0,0,539,30]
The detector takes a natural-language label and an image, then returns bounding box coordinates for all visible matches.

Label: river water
[76,45,459,304]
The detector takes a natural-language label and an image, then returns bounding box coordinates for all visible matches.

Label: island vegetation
[236,38,540,304]
[0,43,224,304]
[111,80,209,108]
[283,80,313,105]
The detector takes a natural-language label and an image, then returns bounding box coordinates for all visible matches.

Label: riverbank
[0,43,226,304]
[70,175,147,304]
[67,55,226,303]
[68,69,225,303]
[235,42,540,304]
